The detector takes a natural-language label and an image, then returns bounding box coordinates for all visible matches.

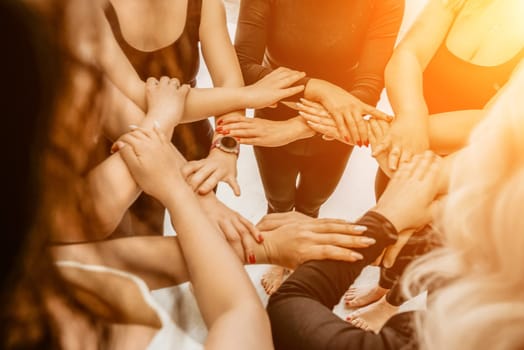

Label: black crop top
[423,39,524,114]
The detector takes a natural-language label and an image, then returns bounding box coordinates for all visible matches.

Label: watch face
[220,136,238,149]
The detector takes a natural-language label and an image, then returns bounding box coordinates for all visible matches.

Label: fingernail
[129,124,138,130]
[365,141,369,147]
[351,252,363,260]
[216,126,223,132]
[258,234,264,243]
[217,119,223,125]
[222,130,230,135]
[344,136,350,142]
[353,225,367,232]
[248,253,256,264]
[357,141,362,147]
[361,237,376,245]
[296,102,304,108]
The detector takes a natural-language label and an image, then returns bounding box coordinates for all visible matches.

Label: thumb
[226,176,241,197]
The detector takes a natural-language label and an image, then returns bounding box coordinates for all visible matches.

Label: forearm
[163,185,264,327]
[385,49,429,125]
[267,211,398,350]
[428,109,486,155]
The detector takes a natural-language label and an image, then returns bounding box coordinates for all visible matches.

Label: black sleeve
[349,0,404,105]
[267,211,416,350]
[234,0,309,87]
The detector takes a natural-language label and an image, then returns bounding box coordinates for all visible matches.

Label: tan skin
[380,0,524,170]
[97,0,306,197]
[52,125,382,349]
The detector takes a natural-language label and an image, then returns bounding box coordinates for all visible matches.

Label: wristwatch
[211,135,240,155]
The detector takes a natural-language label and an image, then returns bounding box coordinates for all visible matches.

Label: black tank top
[423,39,524,114]
[105,0,202,87]
[105,0,212,162]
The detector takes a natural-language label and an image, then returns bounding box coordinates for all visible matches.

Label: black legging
[267,211,417,350]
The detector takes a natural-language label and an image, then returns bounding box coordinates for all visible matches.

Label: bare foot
[261,266,289,295]
[344,284,389,308]
[346,295,399,333]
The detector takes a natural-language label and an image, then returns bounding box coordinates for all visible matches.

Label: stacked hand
[304,79,392,146]
[256,212,377,269]
[373,151,442,266]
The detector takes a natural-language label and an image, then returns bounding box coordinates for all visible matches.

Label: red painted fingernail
[217,119,223,125]
[357,141,362,147]
[216,126,223,132]
[258,234,264,243]
[344,136,350,142]
[222,130,230,135]
[248,253,256,264]
[365,141,370,147]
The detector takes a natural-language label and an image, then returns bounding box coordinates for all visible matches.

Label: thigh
[295,146,353,217]
[254,146,299,212]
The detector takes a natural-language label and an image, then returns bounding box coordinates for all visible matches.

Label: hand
[117,126,184,205]
[305,79,392,146]
[295,98,355,145]
[244,67,306,109]
[145,76,190,131]
[368,119,394,177]
[373,151,441,233]
[256,211,314,231]
[182,148,240,196]
[218,115,315,147]
[261,219,375,269]
[199,194,262,262]
[373,118,429,171]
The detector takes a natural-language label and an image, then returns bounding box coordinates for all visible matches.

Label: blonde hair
[404,64,524,350]
[443,0,494,13]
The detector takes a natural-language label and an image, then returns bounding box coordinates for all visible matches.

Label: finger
[230,217,255,262]
[227,128,259,139]
[238,215,262,243]
[296,101,329,117]
[305,121,347,144]
[331,111,351,144]
[181,160,204,178]
[219,115,248,126]
[118,142,140,168]
[146,77,158,88]
[388,144,402,171]
[352,111,368,146]
[277,71,306,87]
[344,109,361,146]
[299,98,325,111]
[399,150,413,165]
[372,136,391,157]
[218,220,245,260]
[169,77,181,87]
[364,105,393,122]
[313,233,376,248]
[188,165,215,191]
[196,172,221,196]
[220,121,252,132]
[312,218,355,225]
[118,131,147,149]
[305,221,368,235]
[277,85,305,100]
[309,245,364,262]
[224,176,241,197]
[159,76,170,85]
[298,111,335,126]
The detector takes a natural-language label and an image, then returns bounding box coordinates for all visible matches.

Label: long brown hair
[0,0,108,348]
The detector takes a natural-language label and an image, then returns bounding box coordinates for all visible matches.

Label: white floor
[154,1,428,346]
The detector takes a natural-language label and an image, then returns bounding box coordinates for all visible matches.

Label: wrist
[370,204,410,233]
[288,116,316,140]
